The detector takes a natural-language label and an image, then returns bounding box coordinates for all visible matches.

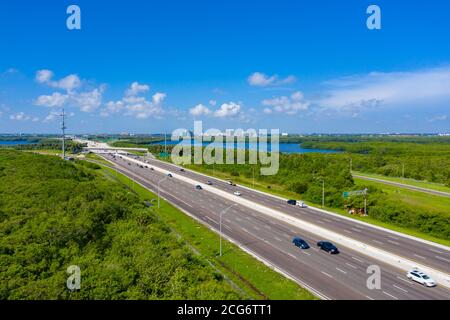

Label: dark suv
[292,237,310,249]
[287,199,297,205]
[317,241,339,254]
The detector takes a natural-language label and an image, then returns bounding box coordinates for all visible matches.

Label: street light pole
[220,203,237,257]
[158,175,169,211]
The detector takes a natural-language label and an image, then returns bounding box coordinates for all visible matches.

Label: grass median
[98,164,317,300]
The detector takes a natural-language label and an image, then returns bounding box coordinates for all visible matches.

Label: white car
[234,191,242,196]
[407,270,436,287]
[297,201,307,208]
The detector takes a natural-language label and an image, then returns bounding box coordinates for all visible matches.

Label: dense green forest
[9,139,86,154]
[299,139,450,186]
[0,150,240,299]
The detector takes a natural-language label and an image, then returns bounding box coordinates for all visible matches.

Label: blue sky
[0,0,449,134]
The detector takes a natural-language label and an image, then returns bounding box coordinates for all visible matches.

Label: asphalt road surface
[100,153,450,300]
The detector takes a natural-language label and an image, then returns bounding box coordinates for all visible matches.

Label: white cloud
[43,111,60,123]
[189,104,211,117]
[35,92,69,108]
[317,66,450,113]
[34,70,104,113]
[102,82,166,119]
[262,91,309,115]
[10,112,31,121]
[126,82,150,97]
[209,100,217,106]
[72,88,104,112]
[248,72,296,87]
[36,70,81,92]
[214,102,241,118]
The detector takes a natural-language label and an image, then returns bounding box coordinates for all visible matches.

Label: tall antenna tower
[61,107,66,160]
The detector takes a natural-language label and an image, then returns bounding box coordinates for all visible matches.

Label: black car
[287,199,297,205]
[292,237,310,249]
[317,241,339,254]
[195,185,203,190]
[206,181,213,185]
[180,168,185,172]
[167,173,173,177]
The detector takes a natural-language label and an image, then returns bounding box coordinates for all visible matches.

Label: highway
[353,174,450,198]
[100,153,450,300]
[119,154,450,274]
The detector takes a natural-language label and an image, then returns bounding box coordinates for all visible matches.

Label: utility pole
[61,107,66,160]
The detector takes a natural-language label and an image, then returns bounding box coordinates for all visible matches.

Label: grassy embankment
[98,164,317,300]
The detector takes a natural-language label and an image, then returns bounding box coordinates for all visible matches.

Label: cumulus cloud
[262,91,309,115]
[36,69,81,92]
[101,82,166,119]
[35,92,69,108]
[34,70,104,113]
[317,66,450,113]
[214,102,241,118]
[10,112,31,121]
[126,82,150,97]
[427,114,448,122]
[189,104,211,117]
[248,72,296,87]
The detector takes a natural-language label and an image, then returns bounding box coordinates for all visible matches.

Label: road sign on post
[343,188,369,216]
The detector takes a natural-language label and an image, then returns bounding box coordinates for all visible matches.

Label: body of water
[0,140,33,146]
[150,140,338,154]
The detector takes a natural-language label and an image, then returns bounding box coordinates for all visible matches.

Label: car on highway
[150,167,154,171]
[292,237,310,249]
[195,185,203,190]
[234,191,242,196]
[206,181,213,185]
[180,168,185,172]
[297,201,307,208]
[287,199,297,205]
[317,241,339,254]
[407,270,436,287]
[167,173,173,177]
[227,180,233,185]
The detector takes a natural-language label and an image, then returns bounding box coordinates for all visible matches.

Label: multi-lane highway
[100,153,450,300]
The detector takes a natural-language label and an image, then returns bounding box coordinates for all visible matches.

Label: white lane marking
[345,263,357,269]
[352,256,364,263]
[396,276,411,284]
[393,285,408,293]
[382,291,398,300]
[288,253,297,259]
[302,251,311,256]
[205,216,217,224]
[321,271,333,278]
[336,268,347,274]
[253,226,260,231]
[246,216,252,221]
[387,240,400,245]
[317,220,325,224]
[429,248,444,254]
[242,227,249,233]
[323,218,332,223]
[388,235,399,240]
[344,229,353,234]
[413,254,426,259]
[435,255,450,263]
[265,225,271,230]
[365,295,374,300]
[274,236,282,242]
[372,240,383,245]
[351,227,362,233]
[235,217,242,222]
